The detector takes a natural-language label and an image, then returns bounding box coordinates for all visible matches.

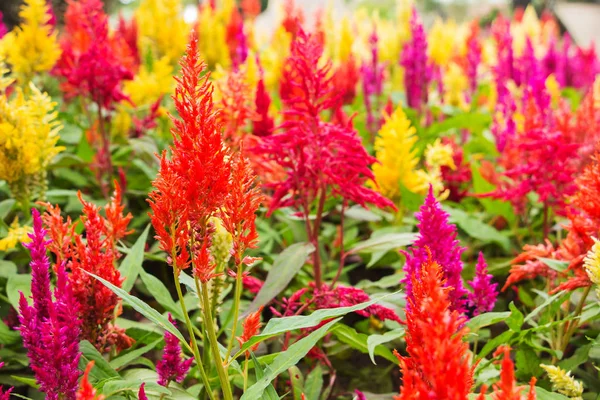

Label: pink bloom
[468,252,498,316]
[361,28,386,132]
[0,362,13,399]
[138,383,148,400]
[243,275,264,294]
[400,8,431,112]
[0,12,7,38]
[252,77,274,137]
[156,315,193,387]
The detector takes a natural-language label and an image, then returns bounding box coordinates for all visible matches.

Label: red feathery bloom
[41,183,133,353]
[225,7,248,68]
[148,33,231,272]
[486,346,537,400]
[503,241,557,291]
[236,306,264,355]
[243,275,264,294]
[116,14,140,70]
[394,256,473,399]
[156,315,193,387]
[241,0,261,19]
[281,0,304,38]
[55,0,134,109]
[441,137,472,202]
[258,29,394,215]
[253,77,274,137]
[217,70,257,148]
[77,362,104,400]
[332,55,359,105]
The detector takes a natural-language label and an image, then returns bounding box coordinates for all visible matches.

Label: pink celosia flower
[402,186,468,313]
[0,12,7,38]
[0,362,13,399]
[400,8,431,113]
[354,390,367,400]
[253,77,274,137]
[18,209,81,400]
[156,315,193,387]
[468,252,498,316]
[138,383,148,400]
[361,28,385,133]
[243,275,264,294]
[465,22,481,98]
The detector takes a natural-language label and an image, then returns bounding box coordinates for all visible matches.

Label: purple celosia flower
[361,27,385,133]
[354,389,367,400]
[514,37,538,87]
[156,314,193,387]
[400,8,430,113]
[402,186,468,313]
[18,209,81,400]
[569,44,599,91]
[234,22,249,68]
[138,383,148,400]
[491,16,515,84]
[0,362,13,400]
[465,32,481,98]
[491,63,517,152]
[467,252,498,316]
[542,37,562,84]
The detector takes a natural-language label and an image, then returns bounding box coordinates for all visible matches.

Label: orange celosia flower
[236,306,264,355]
[76,361,104,400]
[484,346,537,400]
[394,255,474,400]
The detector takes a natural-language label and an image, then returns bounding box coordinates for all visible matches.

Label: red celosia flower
[253,77,274,137]
[281,0,304,38]
[77,361,104,400]
[332,55,359,105]
[225,7,247,68]
[116,14,140,70]
[394,256,473,399]
[503,240,557,290]
[484,346,537,400]
[243,275,264,294]
[441,137,472,202]
[217,70,257,148]
[241,0,261,19]
[54,0,134,109]
[41,183,134,353]
[131,97,163,137]
[236,306,264,355]
[258,29,394,215]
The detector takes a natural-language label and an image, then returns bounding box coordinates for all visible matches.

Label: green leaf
[445,206,511,251]
[477,331,514,360]
[7,274,32,310]
[524,291,569,323]
[79,340,119,380]
[250,352,279,400]
[506,302,524,332]
[110,338,162,370]
[242,242,315,317]
[102,380,171,397]
[241,319,340,400]
[0,260,17,278]
[331,324,397,364]
[139,270,183,320]
[366,328,405,364]
[466,312,511,332]
[534,387,570,400]
[10,376,39,389]
[303,365,324,400]
[289,366,304,400]
[238,292,400,356]
[348,233,417,254]
[398,183,424,212]
[84,271,187,346]
[538,257,569,273]
[0,320,20,345]
[470,161,516,225]
[119,225,150,293]
[0,199,15,220]
[343,205,382,222]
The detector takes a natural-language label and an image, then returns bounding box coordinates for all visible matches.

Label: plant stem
[312,186,327,289]
[201,280,233,400]
[243,355,249,392]
[225,260,244,361]
[542,202,549,241]
[560,286,591,354]
[331,201,347,288]
[173,268,214,400]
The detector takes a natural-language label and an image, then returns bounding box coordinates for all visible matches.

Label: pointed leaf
[119,225,150,292]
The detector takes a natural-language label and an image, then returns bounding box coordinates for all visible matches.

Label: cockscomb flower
[148,33,232,275]
[468,252,498,316]
[400,8,430,113]
[394,257,473,399]
[157,315,193,387]
[465,21,481,97]
[402,186,468,313]
[443,63,469,110]
[55,0,134,109]
[19,209,81,400]
[0,72,64,204]
[124,56,173,107]
[40,183,133,352]
[135,0,188,64]
[332,55,359,105]
[236,306,264,355]
[0,362,13,399]
[258,29,394,215]
[0,218,32,251]
[116,14,140,69]
[480,346,537,400]
[440,137,472,202]
[225,7,249,68]
[253,77,274,137]
[0,0,60,82]
[361,28,386,133]
[540,365,583,399]
[77,362,104,400]
[138,384,148,400]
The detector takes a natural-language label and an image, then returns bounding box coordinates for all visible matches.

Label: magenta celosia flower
[514,37,537,87]
[542,37,562,85]
[361,27,385,132]
[258,29,394,215]
[0,362,13,399]
[354,390,367,400]
[400,8,431,112]
[491,64,517,151]
[0,11,8,38]
[18,209,81,400]
[467,252,498,316]
[569,44,599,91]
[491,15,515,84]
[252,76,274,137]
[402,186,468,313]
[156,315,193,387]
[465,25,481,97]
[138,383,148,400]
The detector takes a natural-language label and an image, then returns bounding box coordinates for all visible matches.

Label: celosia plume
[400,8,430,113]
[157,315,193,387]
[540,364,583,399]
[402,187,468,313]
[253,77,274,137]
[138,383,148,400]
[236,306,264,355]
[480,346,537,400]
[467,252,498,315]
[394,256,473,399]
[19,209,82,400]
[77,361,104,400]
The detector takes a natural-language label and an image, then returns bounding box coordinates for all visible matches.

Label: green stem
[201,280,233,400]
[225,260,244,361]
[173,268,214,400]
[243,355,249,392]
[560,286,591,354]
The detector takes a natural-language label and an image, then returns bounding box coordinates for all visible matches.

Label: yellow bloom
[0,218,32,251]
[262,27,292,91]
[0,0,60,81]
[372,107,426,200]
[425,139,455,170]
[196,3,231,69]
[584,238,600,298]
[338,17,354,63]
[210,217,233,266]
[429,18,457,67]
[546,74,561,108]
[540,364,583,399]
[136,0,189,64]
[443,63,469,110]
[124,56,174,107]
[0,73,63,202]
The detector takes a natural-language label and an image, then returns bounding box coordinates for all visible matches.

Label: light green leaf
[348,233,417,254]
[139,269,183,320]
[242,242,315,317]
[102,380,171,397]
[79,340,119,380]
[119,224,150,293]
[0,320,21,345]
[524,291,569,323]
[466,312,511,332]
[7,274,32,310]
[303,365,324,400]
[0,199,15,220]
[241,319,340,400]
[538,257,569,273]
[445,206,510,251]
[331,324,397,364]
[110,338,162,370]
[366,328,405,364]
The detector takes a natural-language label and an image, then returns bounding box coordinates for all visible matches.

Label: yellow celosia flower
[425,139,455,171]
[372,107,426,199]
[429,18,457,67]
[0,0,60,81]
[583,238,600,298]
[196,3,231,69]
[124,56,173,107]
[443,63,469,110]
[136,0,189,64]
[242,51,260,92]
[210,217,233,266]
[0,70,63,202]
[262,26,292,91]
[0,218,32,251]
[546,74,561,108]
[511,5,541,57]
[540,364,583,399]
[338,17,354,63]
